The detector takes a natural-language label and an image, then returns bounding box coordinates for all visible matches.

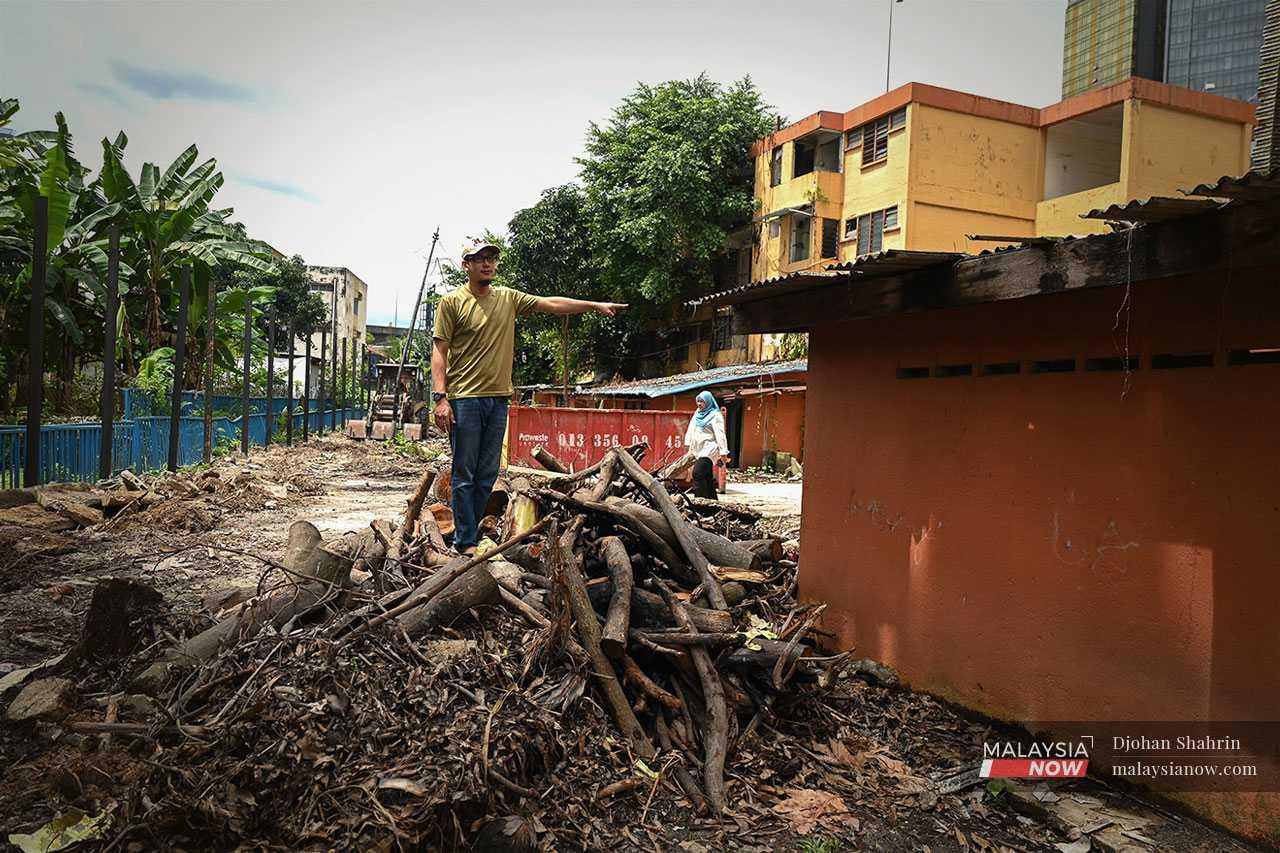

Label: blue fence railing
[0,404,364,488]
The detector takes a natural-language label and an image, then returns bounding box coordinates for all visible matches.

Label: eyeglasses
[467,252,499,263]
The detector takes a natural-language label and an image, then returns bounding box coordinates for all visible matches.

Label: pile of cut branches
[19,444,885,850]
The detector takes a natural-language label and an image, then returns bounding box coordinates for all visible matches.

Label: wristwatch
[432,391,447,404]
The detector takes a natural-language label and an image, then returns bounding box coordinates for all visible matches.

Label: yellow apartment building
[749,78,1255,283]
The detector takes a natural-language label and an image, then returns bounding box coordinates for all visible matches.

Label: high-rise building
[1165,0,1268,104]
[1062,0,1167,98]
[1254,0,1280,168]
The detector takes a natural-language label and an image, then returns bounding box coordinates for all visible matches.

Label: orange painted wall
[801,267,1280,843]
[739,392,806,468]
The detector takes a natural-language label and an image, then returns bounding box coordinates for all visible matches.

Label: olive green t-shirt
[432,285,539,399]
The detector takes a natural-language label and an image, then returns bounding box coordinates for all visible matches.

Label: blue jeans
[449,396,509,550]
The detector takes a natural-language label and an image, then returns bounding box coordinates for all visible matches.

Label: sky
[2,0,1066,326]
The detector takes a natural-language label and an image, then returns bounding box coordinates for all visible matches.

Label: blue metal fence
[0,404,364,488]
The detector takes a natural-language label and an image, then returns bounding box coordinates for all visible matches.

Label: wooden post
[318,328,327,436]
[340,336,347,429]
[302,335,311,442]
[24,196,49,487]
[98,224,120,480]
[265,306,275,447]
[203,271,216,464]
[167,267,190,473]
[285,321,295,447]
[241,295,251,456]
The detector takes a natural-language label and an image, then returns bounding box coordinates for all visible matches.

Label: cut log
[343,520,549,642]
[549,441,645,493]
[75,578,164,662]
[532,445,569,474]
[610,448,726,610]
[557,521,654,759]
[397,564,499,636]
[416,508,447,554]
[354,522,395,589]
[388,468,436,571]
[485,476,512,517]
[99,490,146,512]
[657,451,696,482]
[587,582,732,633]
[533,489,696,586]
[55,501,104,528]
[720,637,810,671]
[653,578,727,815]
[597,536,632,658]
[133,521,350,694]
[621,654,681,709]
[740,538,784,563]
[586,452,619,502]
[602,497,758,571]
[505,541,545,574]
[428,502,454,537]
[503,478,540,539]
[433,468,452,505]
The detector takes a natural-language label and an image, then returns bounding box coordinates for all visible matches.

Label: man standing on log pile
[432,238,627,555]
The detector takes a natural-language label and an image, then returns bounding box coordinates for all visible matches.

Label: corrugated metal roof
[689,250,964,310]
[576,359,807,398]
[825,249,966,274]
[1182,169,1280,201]
[686,270,846,308]
[1081,196,1223,223]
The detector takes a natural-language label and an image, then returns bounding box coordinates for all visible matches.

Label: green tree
[248,253,327,335]
[0,103,129,414]
[504,184,609,383]
[98,136,275,351]
[577,74,773,338]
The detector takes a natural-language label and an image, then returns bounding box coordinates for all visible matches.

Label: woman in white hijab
[684,391,729,499]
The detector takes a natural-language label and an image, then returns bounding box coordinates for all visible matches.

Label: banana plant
[99,137,276,351]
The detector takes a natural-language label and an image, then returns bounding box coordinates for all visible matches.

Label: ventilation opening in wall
[935,363,973,378]
[1151,352,1214,369]
[896,366,930,379]
[981,361,1021,376]
[1086,356,1140,372]
[1227,347,1280,366]
[1030,358,1076,374]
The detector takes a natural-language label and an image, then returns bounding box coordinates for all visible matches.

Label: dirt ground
[0,438,1265,852]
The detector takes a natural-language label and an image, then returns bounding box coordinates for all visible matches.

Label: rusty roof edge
[686,270,848,308]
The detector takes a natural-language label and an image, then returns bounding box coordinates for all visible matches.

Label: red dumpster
[507,405,692,473]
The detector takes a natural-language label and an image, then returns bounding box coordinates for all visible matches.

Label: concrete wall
[1121,100,1254,202]
[1035,181,1124,237]
[907,102,1042,255]
[739,390,806,468]
[800,267,1280,843]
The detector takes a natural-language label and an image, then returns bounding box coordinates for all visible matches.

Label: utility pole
[886,0,903,93]
[393,228,440,434]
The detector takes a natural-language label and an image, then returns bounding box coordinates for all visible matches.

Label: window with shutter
[770,147,783,187]
[851,205,897,255]
[821,218,839,258]
[870,209,884,253]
